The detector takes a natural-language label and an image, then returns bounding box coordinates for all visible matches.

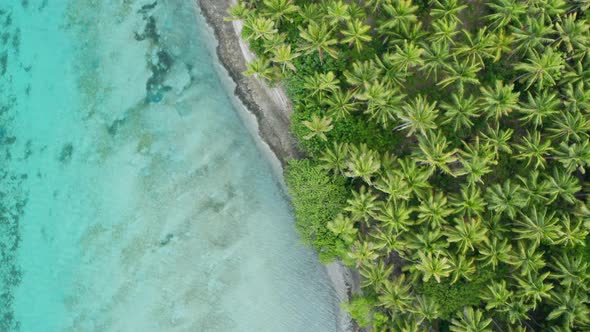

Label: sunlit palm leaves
[298,21,338,62]
[302,115,333,140]
[413,130,459,176]
[450,307,492,332]
[415,251,452,283]
[397,95,439,137]
[480,80,520,121]
[262,0,298,25]
[445,217,488,254]
[341,19,372,53]
[515,48,565,90]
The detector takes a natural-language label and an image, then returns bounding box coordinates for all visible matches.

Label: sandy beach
[196,0,301,166]
[195,1,361,331]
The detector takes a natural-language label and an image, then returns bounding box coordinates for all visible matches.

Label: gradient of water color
[0,1,339,331]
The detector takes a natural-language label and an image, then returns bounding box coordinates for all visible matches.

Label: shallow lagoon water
[0,1,339,331]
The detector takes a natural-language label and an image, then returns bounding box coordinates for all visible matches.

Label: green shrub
[285,159,350,262]
[417,266,499,320]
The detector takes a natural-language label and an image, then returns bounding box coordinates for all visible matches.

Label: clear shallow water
[0,1,339,331]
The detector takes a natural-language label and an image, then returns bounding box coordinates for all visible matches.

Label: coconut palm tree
[485,0,527,29]
[243,16,277,41]
[262,0,298,25]
[545,167,582,204]
[371,226,407,256]
[516,170,551,205]
[298,21,338,63]
[445,217,489,254]
[345,187,379,224]
[360,259,393,291]
[459,137,497,186]
[299,3,323,25]
[373,171,412,202]
[391,318,422,332]
[555,13,590,55]
[481,280,513,310]
[404,227,449,260]
[481,124,514,157]
[549,252,590,289]
[515,48,565,90]
[262,31,287,52]
[431,0,467,23]
[244,57,275,81]
[302,115,333,141]
[327,213,358,244]
[416,192,454,229]
[345,144,382,184]
[489,29,516,62]
[373,200,413,234]
[226,1,254,21]
[430,18,460,46]
[415,251,452,283]
[358,80,405,128]
[271,44,300,72]
[379,275,414,313]
[323,89,358,120]
[438,57,481,93]
[346,2,367,21]
[363,0,390,13]
[396,157,432,198]
[547,287,590,328]
[480,80,520,121]
[441,92,481,131]
[450,184,487,218]
[344,60,382,90]
[390,40,425,72]
[518,90,560,127]
[477,237,512,270]
[554,140,590,174]
[379,0,418,33]
[411,295,441,326]
[397,95,439,137]
[547,109,590,143]
[513,130,553,169]
[450,307,492,332]
[448,254,476,284]
[376,52,410,88]
[303,71,340,101]
[324,0,350,26]
[512,206,562,246]
[341,19,372,53]
[421,40,452,81]
[511,16,556,55]
[556,214,589,247]
[485,180,528,219]
[348,240,380,268]
[413,130,459,176]
[508,241,546,277]
[515,271,554,308]
[530,0,566,20]
[454,28,495,67]
[501,298,532,325]
[319,141,349,175]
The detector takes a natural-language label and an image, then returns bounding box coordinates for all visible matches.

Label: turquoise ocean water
[0,1,339,331]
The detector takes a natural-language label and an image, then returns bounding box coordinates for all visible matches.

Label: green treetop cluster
[229,0,590,331]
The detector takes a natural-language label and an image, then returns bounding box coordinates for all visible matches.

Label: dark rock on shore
[196,0,302,166]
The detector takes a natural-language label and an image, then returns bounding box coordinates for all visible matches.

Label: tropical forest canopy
[229,0,590,331]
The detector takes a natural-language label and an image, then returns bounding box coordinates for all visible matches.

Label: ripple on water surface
[0,0,339,331]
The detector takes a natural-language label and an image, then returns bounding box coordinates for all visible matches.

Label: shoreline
[195,0,301,167]
[195,1,360,331]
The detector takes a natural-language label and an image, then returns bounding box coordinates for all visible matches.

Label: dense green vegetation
[229,0,590,330]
